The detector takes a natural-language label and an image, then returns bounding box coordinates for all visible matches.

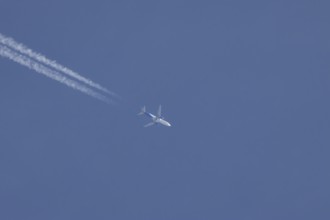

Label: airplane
[138,105,171,127]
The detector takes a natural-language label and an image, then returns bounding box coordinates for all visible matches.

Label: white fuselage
[146,112,171,127]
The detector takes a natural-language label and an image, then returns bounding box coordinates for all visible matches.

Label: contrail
[0,45,112,104]
[0,33,117,97]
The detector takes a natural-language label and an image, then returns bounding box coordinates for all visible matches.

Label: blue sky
[1,1,330,219]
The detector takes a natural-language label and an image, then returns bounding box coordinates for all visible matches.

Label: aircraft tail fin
[137,106,146,115]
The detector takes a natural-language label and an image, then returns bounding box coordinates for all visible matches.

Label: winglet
[137,106,146,115]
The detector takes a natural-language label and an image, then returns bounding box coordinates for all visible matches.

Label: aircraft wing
[144,122,155,127]
[157,105,162,117]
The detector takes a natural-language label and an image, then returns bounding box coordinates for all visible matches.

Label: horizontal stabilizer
[138,106,146,115]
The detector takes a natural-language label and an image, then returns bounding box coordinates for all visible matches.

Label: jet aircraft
[138,105,171,127]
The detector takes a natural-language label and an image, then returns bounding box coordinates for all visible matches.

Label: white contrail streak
[0,45,112,104]
[0,33,117,97]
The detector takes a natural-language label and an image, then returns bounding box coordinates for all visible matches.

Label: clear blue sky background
[1,1,329,219]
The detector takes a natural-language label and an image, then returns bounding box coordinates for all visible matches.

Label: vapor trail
[0,45,112,104]
[0,33,116,97]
